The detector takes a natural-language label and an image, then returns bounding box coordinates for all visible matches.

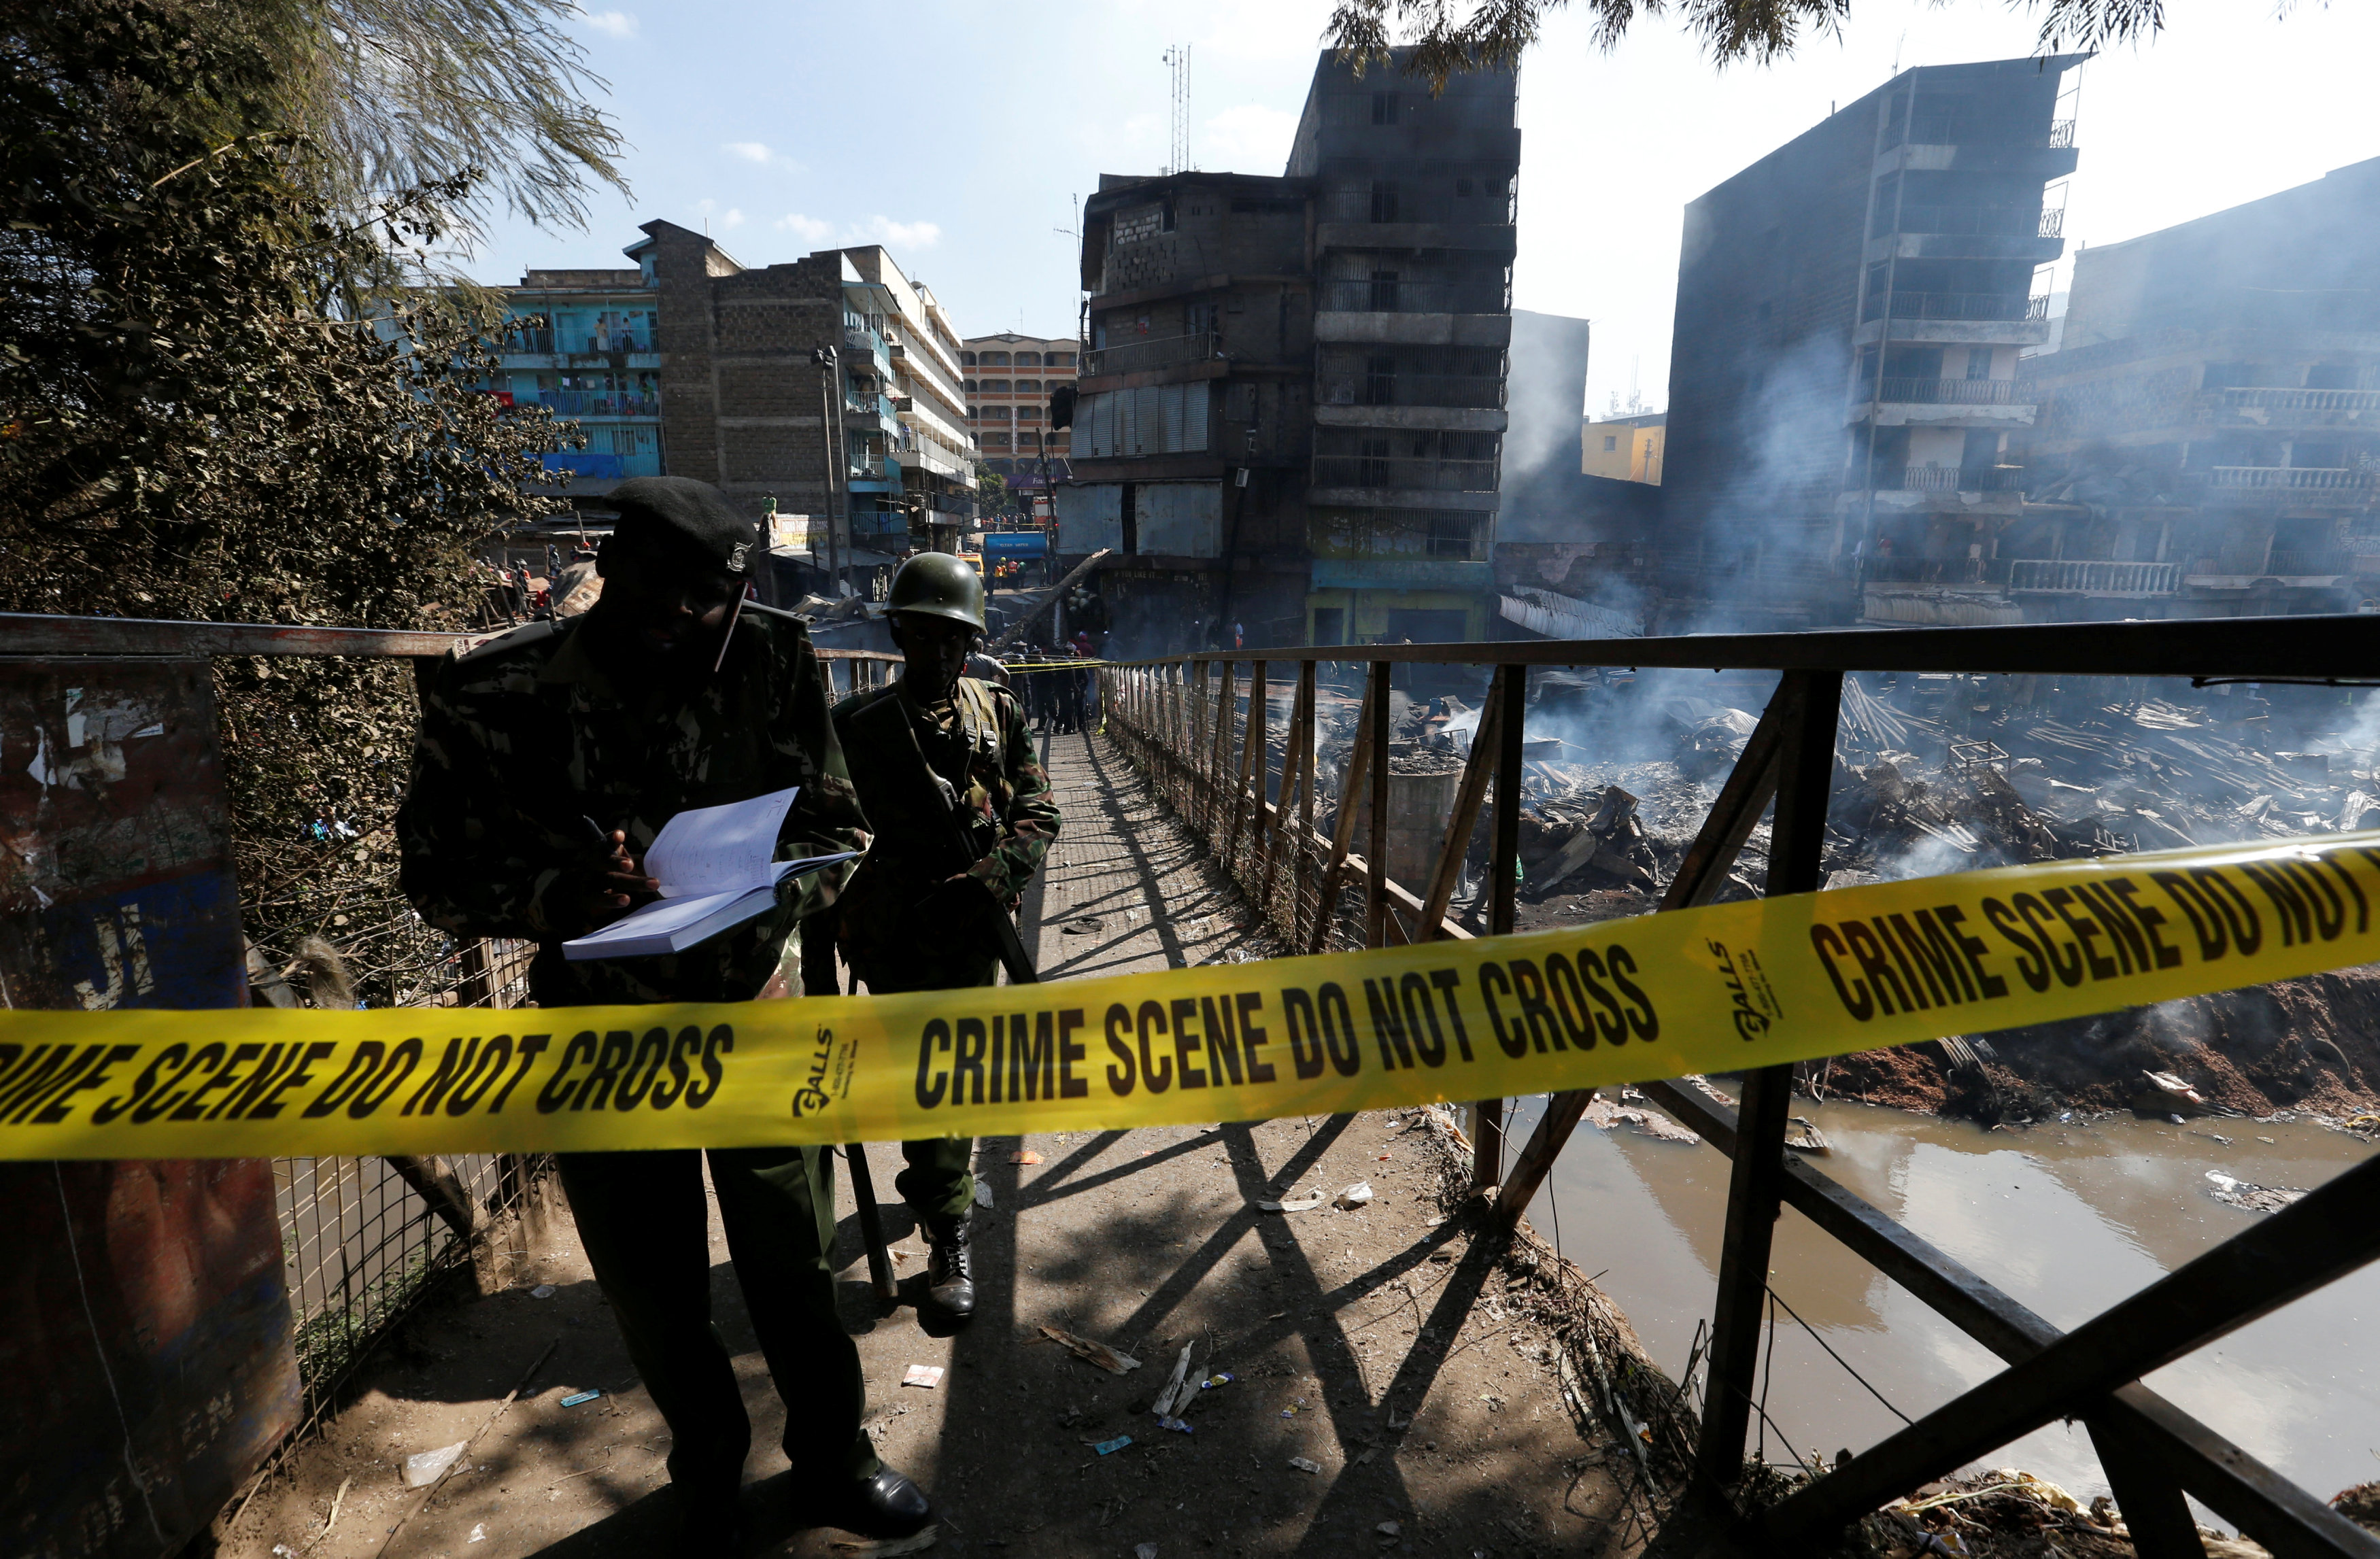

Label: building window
[1015,379,1041,393]
[962,379,977,393]
[983,352,1010,366]
[983,433,1010,449]
[983,379,1010,394]
[1049,352,1076,367]
[1017,407,1042,422]
[1371,90,1396,124]
[1370,180,1400,223]
[1604,435,1618,451]
[1017,431,1040,447]
[1017,352,1041,366]
[961,352,977,365]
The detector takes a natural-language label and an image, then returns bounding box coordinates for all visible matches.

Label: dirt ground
[212,730,1640,1559]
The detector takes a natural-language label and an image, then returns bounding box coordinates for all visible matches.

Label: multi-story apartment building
[491,270,665,496]
[1057,51,1518,651]
[2007,157,2380,620]
[963,333,1077,504]
[1290,55,1518,647]
[1661,56,2082,630]
[622,222,976,579]
[490,226,973,595]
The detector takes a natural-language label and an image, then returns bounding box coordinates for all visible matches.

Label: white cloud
[865,216,942,250]
[723,141,772,164]
[720,208,745,229]
[582,9,637,38]
[1202,103,1298,168]
[775,213,838,245]
[771,213,942,252]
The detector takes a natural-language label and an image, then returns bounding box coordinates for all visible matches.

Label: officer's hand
[556,830,658,934]
[913,872,996,929]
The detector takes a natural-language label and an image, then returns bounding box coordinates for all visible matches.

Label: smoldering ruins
[1261,662,2380,1131]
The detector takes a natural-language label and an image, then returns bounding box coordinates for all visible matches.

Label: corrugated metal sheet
[1497,590,1644,640]
[1078,385,1210,458]
[1137,483,1223,557]
[0,658,297,1558]
[1055,483,1124,553]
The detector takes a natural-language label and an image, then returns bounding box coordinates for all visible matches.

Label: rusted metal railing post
[1295,662,1318,946]
[1310,668,1376,954]
[1365,659,1391,947]
[1418,664,1503,937]
[1206,660,1236,840]
[1225,661,1267,872]
[1697,668,1843,1488]
[1474,660,1527,1190]
[1262,664,1314,931]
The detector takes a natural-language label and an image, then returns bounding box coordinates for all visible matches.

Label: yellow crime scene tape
[5,832,2378,1161]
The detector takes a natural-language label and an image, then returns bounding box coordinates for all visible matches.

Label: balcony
[1870,377,2033,406]
[2006,558,2181,596]
[1884,206,2063,240]
[1085,329,1221,378]
[2266,550,2358,575]
[1317,186,1518,227]
[1882,116,2077,150]
[1865,291,2052,325]
[539,390,659,417]
[2186,466,2377,496]
[1315,370,1506,410]
[1311,453,1498,493]
[845,390,897,422]
[1316,279,1511,315]
[2200,388,2380,426]
[1868,465,2028,493]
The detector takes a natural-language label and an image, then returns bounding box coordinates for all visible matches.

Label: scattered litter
[1136,1545,1159,1559]
[1200,1373,1234,1390]
[1010,1150,1042,1165]
[902,1365,945,1389]
[1335,1182,1374,1209]
[1156,1416,1193,1434]
[1151,1343,1195,1417]
[830,1527,940,1556]
[558,1390,602,1408]
[1387,1414,1412,1430]
[530,1284,556,1299]
[1038,1324,1141,1375]
[1095,1435,1134,1456]
[467,1524,488,1544]
[1288,1456,1323,1474]
[1257,1188,1326,1212]
[974,1182,994,1210]
[2205,1171,2309,1213]
[1280,1397,1308,1418]
[1378,1521,1404,1537]
[401,1441,469,1488]
[273,1547,297,1557]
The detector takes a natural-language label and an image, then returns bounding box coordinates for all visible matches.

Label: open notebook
[562,785,860,961]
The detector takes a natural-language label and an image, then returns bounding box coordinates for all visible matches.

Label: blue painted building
[494,267,668,498]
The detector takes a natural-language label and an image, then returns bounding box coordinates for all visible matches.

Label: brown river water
[1510,1094,2379,1513]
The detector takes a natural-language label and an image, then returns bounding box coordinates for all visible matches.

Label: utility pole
[813,345,847,596]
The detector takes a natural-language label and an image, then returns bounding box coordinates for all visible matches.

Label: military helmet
[886,551,985,632]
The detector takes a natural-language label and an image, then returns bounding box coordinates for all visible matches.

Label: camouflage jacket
[396,604,868,1006]
[830,676,1058,969]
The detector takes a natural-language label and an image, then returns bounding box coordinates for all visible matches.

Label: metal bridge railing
[1102,616,2380,1559]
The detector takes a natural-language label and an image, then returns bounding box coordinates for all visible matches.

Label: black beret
[608,476,760,576]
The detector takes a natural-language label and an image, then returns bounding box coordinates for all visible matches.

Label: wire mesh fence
[267,934,547,1416]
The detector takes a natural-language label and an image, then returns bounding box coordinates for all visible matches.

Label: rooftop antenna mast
[1163,44,1191,175]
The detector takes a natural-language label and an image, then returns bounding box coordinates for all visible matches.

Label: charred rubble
[1436,668,2380,1125]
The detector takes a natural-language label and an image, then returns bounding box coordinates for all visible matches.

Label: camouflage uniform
[828,674,1059,1216]
[396,602,882,1507]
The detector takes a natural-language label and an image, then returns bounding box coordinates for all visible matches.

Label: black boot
[922,1212,974,1323]
[807,1466,934,1540]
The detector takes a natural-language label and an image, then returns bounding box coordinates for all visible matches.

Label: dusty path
[218,731,1627,1559]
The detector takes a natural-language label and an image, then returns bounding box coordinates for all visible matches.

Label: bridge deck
[216,730,1626,1559]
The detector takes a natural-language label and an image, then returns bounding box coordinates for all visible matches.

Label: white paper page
[563,888,743,952]
[643,785,800,898]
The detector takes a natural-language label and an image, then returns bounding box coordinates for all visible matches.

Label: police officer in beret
[397,475,933,1550]
[818,553,1059,1323]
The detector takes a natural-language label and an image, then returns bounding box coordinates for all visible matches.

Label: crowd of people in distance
[998,629,1100,735]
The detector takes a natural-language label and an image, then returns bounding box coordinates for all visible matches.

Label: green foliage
[1327,0,2160,75]
[0,0,575,1000]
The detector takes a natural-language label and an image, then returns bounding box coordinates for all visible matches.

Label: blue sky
[464,0,2380,422]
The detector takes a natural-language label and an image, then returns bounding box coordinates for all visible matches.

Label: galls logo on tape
[789,1024,858,1118]
[1707,940,1783,1041]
